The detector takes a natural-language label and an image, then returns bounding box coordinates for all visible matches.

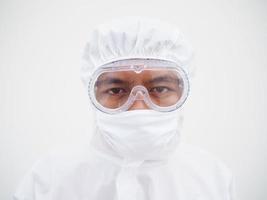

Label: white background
[0,0,266,199]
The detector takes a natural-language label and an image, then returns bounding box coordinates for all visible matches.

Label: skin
[95,70,183,110]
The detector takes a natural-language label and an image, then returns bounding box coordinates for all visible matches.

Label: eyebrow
[95,78,130,86]
[145,75,180,85]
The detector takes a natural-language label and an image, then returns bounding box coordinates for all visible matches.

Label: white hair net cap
[80,16,194,87]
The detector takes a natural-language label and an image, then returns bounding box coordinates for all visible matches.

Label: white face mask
[95,109,183,161]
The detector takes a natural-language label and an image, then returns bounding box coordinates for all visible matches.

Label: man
[14,16,235,200]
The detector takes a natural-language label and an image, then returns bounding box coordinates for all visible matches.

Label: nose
[128,100,150,110]
[128,86,150,110]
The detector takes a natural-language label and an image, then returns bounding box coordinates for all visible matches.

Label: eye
[149,86,169,94]
[107,88,127,95]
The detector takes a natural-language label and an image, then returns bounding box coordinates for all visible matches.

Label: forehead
[97,69,179,81]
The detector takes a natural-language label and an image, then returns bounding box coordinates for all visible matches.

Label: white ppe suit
[13,17,235,200]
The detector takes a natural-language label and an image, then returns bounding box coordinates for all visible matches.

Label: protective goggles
[88,58,190,114]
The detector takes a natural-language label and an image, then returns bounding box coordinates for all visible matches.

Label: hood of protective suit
[80,16,194,88]
[80,16,193,163]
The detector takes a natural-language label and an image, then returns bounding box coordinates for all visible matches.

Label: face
[94,69,183,111]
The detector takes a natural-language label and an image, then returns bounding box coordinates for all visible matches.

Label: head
[81,16,194,114]
[81,17,194,160]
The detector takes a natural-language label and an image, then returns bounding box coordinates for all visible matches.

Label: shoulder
[167,143,235,199]
[31,144,97,175]
[13,144,95,199]
[173,142,234,185]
